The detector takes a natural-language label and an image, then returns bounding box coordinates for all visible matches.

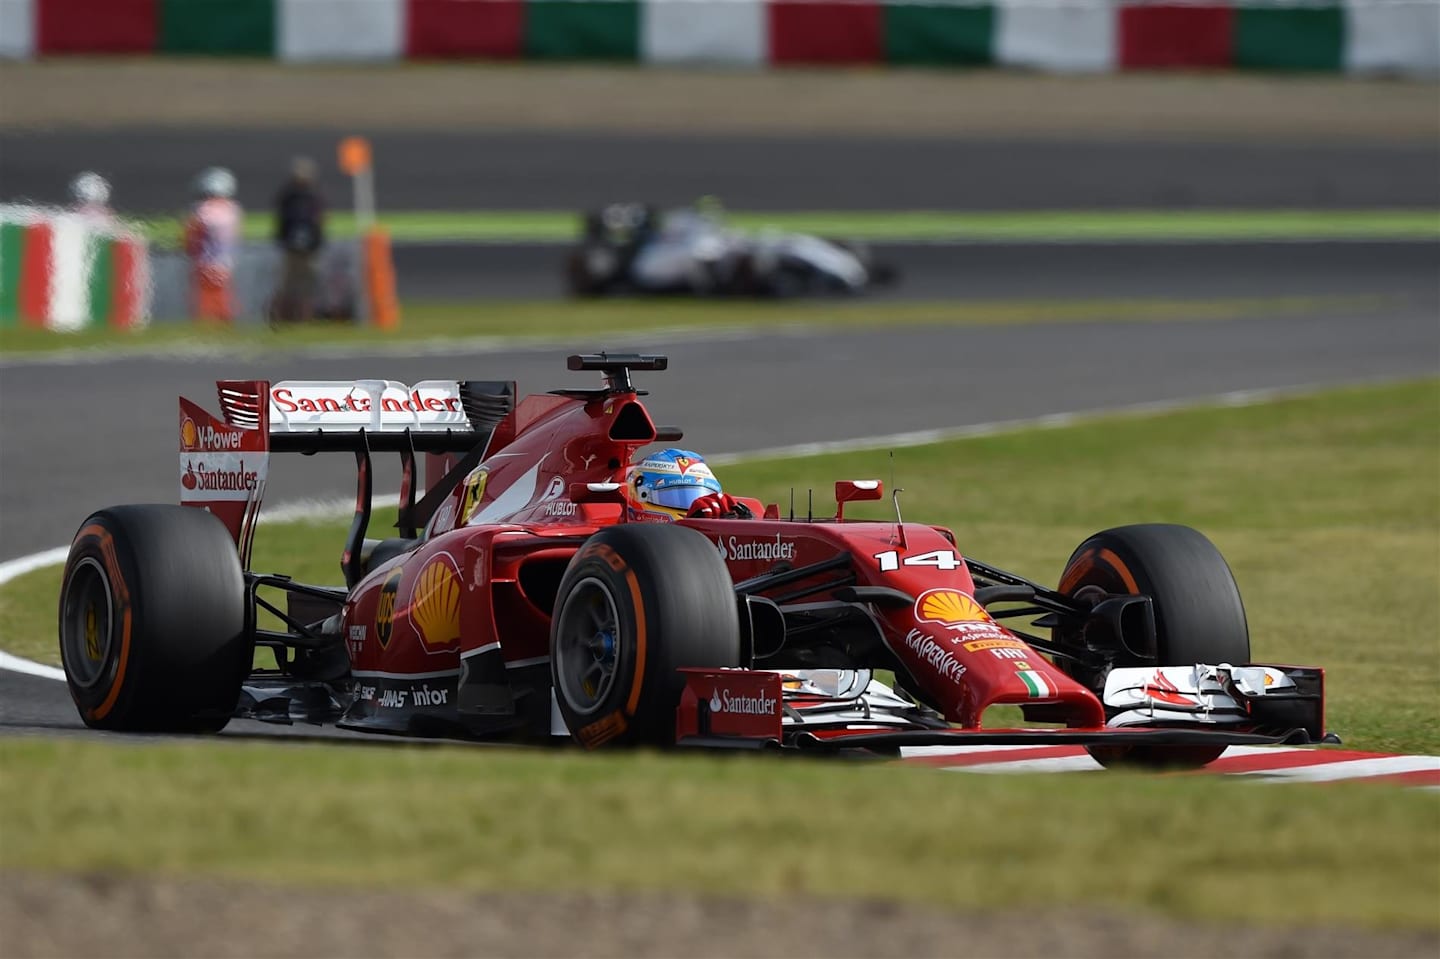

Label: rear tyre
[1055,523,1250,770]
[550,523,739,747]
[58,505,250,732]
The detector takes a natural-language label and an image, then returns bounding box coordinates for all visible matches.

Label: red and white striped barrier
[901,744,1440,788]
[0,208,150,332]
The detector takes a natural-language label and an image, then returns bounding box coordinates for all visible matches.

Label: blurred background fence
[0,204,365,329]
[0,0,1435,74]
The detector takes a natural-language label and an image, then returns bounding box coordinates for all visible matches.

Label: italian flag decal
[1018,669,1055,698]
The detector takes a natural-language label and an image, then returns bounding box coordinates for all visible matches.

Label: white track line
[0,547,72,585]
[0,651,65,682]
[705,382,1403,466]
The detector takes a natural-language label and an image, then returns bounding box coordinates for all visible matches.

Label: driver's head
[624,448,721,520]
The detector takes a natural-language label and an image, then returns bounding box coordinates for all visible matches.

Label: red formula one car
[57,354,1331,767]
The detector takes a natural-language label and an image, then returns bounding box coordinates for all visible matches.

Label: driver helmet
[624,448,722,520]
[69,171,111,208]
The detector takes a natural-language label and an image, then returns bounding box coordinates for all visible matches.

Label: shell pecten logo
[411,555,462,650]
[915,589,990,627]
[180,416,198,451]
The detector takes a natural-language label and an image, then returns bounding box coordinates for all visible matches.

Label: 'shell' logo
[411,555,461,651]
[375,568,403,650]
[915,589,990,628]
[181,419,244,452]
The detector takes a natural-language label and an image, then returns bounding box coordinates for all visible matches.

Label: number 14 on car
[873,549,964,572]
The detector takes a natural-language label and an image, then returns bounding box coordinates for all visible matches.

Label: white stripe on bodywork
[469,463,542,525]
[461,642,502,659]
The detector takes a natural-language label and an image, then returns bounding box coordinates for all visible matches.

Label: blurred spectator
[184,167,242,323]
[69,171,114,222]
[270,156,326,324]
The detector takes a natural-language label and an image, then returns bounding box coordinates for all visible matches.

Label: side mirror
[835,480,883,520]
[569,482,626,504]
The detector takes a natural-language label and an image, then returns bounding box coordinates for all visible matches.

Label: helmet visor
[647,479,720,512]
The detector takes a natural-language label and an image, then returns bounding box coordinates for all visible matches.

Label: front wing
[676,664,1330,753]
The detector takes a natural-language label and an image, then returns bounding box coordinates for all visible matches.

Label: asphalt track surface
[3,128,1439,213]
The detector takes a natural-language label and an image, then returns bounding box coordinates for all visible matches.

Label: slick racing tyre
[58,505,250,733]
[1055,524,1250,770]
[551,524,739,747]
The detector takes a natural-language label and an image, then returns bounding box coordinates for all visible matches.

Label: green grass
[0,292,1392,356]
[1,737,1437,929]
[4,381,1437,927]
[132,208,1440,247]
[6,380,1437,754]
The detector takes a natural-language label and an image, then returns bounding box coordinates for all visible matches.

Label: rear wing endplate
[181,378,514,573]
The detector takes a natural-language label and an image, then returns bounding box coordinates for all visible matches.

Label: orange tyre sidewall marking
[1096,548,1140,594]
[621,568,647,718]
[1059,545,1140,595]
[579,542,649,719]
[77,524,133,722]
[1058,547,1098,594]
[576,711,628,749]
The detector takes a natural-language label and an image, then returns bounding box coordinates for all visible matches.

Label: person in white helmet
[184,167,242,323]
[69,171,114,221]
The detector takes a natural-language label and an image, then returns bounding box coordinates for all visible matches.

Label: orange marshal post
[339,136,400,330]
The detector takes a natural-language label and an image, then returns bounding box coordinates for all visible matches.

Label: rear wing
[180,378,514,572]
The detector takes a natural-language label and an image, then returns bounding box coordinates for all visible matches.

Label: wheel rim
[554,576,624,718]
[60,557,114,689]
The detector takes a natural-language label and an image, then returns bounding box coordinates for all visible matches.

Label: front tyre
[58,505,250,732]
[1056,523,1250,770]
[550,524,739,747]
